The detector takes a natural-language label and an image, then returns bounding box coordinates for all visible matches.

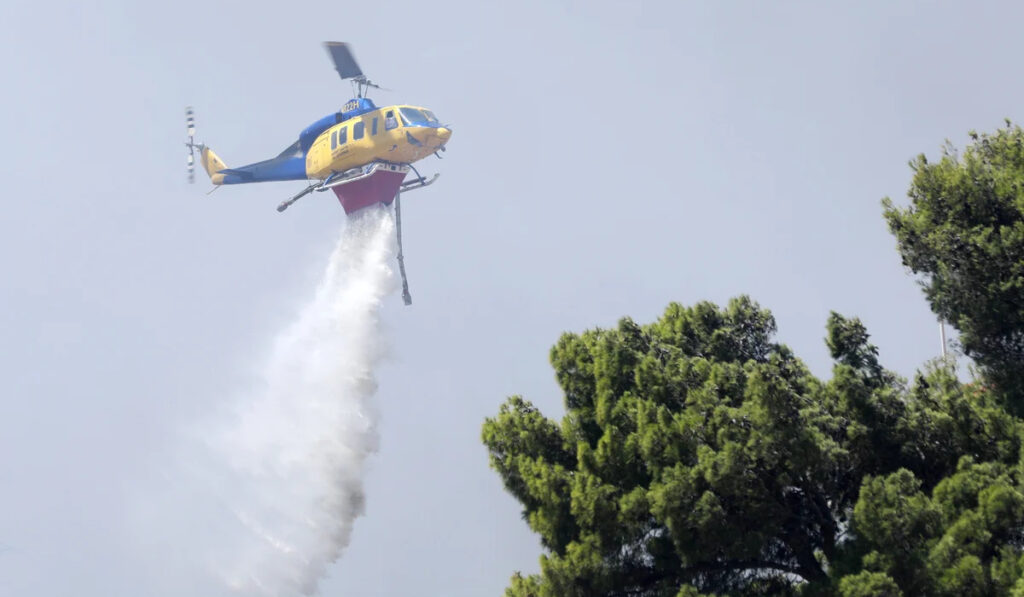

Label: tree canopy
[484,123,1024,596]
[884,121,1024,410]
[483,298,1022,595]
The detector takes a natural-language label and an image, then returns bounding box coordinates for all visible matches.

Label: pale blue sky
[2,1,1023,595]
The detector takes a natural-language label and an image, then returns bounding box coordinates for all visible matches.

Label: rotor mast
[325,42,387,99]
[351,75,386,99]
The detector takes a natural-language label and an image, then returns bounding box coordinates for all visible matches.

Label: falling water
[135,207,398,596]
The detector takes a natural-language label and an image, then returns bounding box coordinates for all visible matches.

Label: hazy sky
[3,1,1024,595]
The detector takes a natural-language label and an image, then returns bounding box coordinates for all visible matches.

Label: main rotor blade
[324,42,363,80]
[364,81,393,92]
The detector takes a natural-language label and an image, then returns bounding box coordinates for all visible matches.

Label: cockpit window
[422,110,440,124]
[400,107,437,126]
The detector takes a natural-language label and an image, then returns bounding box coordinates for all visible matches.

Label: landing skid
[399,173,440,193]
[275,162,438,213]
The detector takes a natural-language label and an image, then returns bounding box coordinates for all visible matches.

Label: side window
[331,130,337,150]
[385,110,398,131]
[338,126,348,145]
[371,117,378,136]
[353,121,365,140]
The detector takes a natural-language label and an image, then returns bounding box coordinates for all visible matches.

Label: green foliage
[838,571,902,597]
[482,298,1023,595]
[884,121,1024,409]
[847,457,1024,596]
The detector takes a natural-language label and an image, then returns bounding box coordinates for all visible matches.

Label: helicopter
[185,42,451,305]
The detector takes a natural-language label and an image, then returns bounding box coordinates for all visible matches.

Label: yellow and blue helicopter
[185,42,452,305]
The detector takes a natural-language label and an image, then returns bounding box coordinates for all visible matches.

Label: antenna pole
[940,320,948,358]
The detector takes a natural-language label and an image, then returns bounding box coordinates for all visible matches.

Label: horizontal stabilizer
[218,168,255,180]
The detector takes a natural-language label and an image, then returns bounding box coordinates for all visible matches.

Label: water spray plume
[135,207,398,596]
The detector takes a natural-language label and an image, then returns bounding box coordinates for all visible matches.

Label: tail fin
[200,147,228,185]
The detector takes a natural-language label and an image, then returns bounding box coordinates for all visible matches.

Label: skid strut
[394,191,412,306]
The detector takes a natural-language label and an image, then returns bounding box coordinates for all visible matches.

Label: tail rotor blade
[186,106,196,183]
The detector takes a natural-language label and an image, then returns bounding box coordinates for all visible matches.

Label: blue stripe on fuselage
[219,155,308,184]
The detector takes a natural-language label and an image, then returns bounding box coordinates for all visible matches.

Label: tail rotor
[186,106,198,183]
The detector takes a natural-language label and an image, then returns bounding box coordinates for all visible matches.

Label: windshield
[400,107,439,126]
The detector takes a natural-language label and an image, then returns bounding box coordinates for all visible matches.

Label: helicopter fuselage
[203,98,449,186]
[305,103,450,179]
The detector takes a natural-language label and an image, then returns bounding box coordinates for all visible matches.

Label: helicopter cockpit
[399,107,441,127]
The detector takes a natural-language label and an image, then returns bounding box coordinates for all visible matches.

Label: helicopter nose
[435,127,452,143]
